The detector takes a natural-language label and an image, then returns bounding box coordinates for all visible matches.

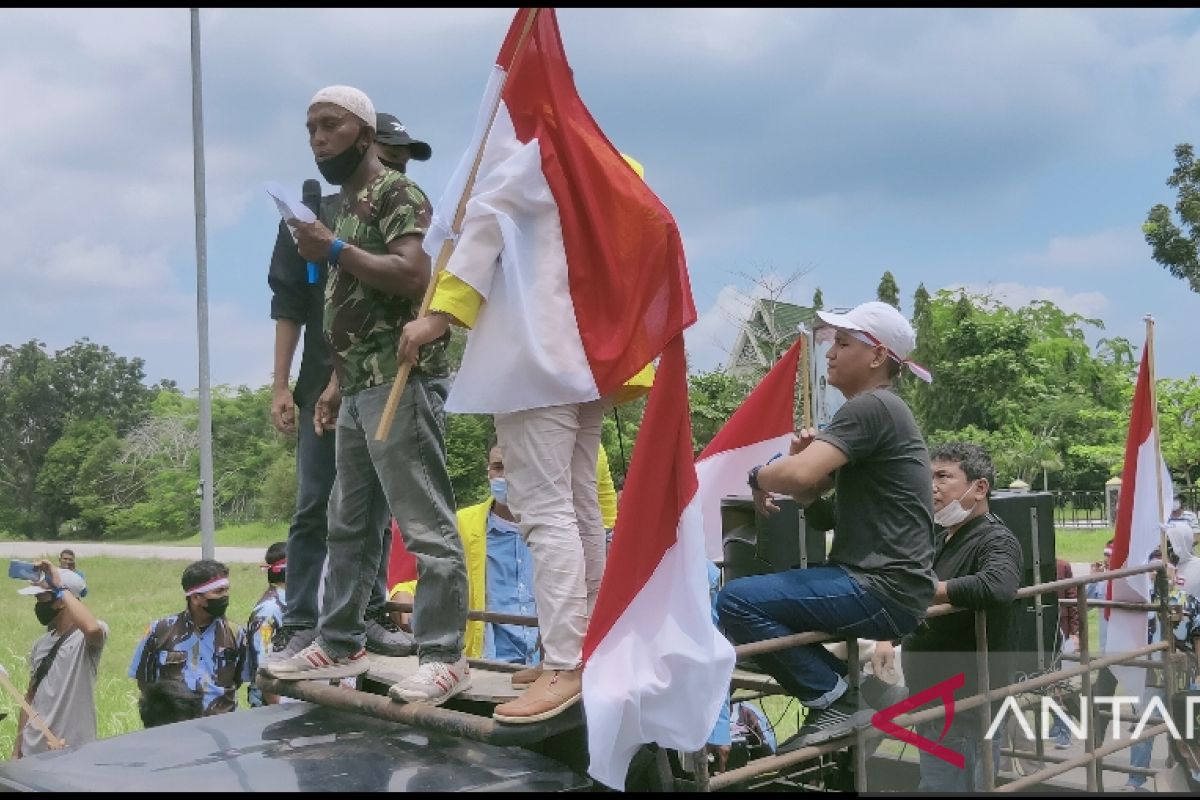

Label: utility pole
[190,8,215,559]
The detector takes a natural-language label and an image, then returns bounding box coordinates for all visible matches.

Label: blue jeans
[318,378,467,662]
[1126,687,1165,788]
[283,404,390,631]
[716,564,918,707]
[917,723,1001,792]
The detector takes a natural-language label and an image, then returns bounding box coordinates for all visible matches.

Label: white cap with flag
[815,301,932,383]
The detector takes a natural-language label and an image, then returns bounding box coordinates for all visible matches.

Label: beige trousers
[494,399,607,670]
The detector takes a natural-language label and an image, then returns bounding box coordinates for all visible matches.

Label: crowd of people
[7,80,1200,794]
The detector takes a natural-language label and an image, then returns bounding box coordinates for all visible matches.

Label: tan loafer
[510,664,543,687]
[493,668,581,724]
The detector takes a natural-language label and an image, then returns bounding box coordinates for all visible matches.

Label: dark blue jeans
[284,403,390,631]
[917,723,1001,792]
[283,403,337,631]
[716,564,918,707]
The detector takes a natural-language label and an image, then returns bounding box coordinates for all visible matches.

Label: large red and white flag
[1105,342,1172,700]
[583,336,736,790]
[695,336,804,561]
[423,7,691,414]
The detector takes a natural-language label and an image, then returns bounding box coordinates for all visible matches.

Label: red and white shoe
[387,657,471,706]
[263,640,369,681]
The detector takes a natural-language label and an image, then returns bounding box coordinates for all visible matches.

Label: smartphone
[8,559,42,582]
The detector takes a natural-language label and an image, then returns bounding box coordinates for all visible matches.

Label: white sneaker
[263,640,370,681]
[264,627,317,666]
[388,657,471,706]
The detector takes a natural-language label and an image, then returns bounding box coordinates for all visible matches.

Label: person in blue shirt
[247,542,288,707]
[130,560,251,717]
[58,549,85,597]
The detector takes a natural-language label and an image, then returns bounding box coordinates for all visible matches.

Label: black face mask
[379,158,407,174]
[316,140,368,185]
[35,601,60,627]
[203,597,230,619]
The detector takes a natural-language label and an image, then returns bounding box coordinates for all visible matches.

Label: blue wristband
[328,238,346,267]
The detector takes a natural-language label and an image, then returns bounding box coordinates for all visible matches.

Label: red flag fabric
[695,336,803,560]
[425,7,694,414]
[582,336,735,789]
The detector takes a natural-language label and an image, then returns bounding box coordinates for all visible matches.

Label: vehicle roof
[0,701,589,792]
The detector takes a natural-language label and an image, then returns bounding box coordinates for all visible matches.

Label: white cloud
[944,281,1111,318]
[1017,227,1150,271]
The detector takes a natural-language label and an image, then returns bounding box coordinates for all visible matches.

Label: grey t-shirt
[816,387,936,619]
[22,622,108,756]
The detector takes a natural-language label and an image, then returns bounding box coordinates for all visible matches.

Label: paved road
[0,541,264,563]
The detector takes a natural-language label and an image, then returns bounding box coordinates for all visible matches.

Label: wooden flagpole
[0,667,66,751]
[375,8,541,442]
[1144,315,1170,569]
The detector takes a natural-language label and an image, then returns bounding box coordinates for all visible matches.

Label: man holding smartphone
[11,560,106,758]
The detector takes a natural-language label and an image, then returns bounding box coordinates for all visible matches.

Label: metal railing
[699,560,1184,793]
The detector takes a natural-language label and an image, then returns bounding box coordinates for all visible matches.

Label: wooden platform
[362,653,525,703]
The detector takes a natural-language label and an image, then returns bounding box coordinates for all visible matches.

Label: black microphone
[301,179,322,284]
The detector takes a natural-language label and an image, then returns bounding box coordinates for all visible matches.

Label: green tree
[812,286,824,310]
[0,338,152,535]
[36,419,116,535]
[446,413,495,507]
[1143,143,1200,293]
[1159,376,1200,486]
[876,271,900,310]
[688,370,753,454]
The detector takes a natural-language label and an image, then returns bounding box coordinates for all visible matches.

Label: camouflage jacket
[323,170,449,395]
[128,608,250,716]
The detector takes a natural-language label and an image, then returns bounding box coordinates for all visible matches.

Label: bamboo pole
[375,8,541,441]
[0,667,66,751]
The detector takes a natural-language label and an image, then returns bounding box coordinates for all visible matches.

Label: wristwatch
[748,464,764,492]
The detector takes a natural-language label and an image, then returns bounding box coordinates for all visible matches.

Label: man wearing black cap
[375,112,432,174]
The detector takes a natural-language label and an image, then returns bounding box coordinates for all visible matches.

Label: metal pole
[973,610,995,791]
[190,8,215,559]
[1076,587,1098,792]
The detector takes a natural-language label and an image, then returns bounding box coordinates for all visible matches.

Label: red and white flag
[423,7,691,414]
[1105,341,1172,700]
[583,336,736,790]
[695,336,804,561]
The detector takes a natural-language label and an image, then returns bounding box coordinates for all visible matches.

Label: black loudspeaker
[719,495,827,583]
[989,490,1060,678]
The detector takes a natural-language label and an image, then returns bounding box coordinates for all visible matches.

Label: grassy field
[1053,527,1114,563]
[0,556,269,759]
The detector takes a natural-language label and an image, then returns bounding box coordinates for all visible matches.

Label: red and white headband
[185,576,229,596]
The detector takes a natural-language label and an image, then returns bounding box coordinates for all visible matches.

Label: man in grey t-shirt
[716,301,936,749]
[13,561,107,758]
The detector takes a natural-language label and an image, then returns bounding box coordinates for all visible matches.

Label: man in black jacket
[876,441,1022,792]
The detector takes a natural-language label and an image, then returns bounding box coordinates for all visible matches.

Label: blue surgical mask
[490,477,508,506]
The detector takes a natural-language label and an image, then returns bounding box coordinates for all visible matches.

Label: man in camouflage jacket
[263,85,469,705]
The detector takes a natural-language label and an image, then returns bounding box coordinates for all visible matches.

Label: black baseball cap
[375,112,431,161]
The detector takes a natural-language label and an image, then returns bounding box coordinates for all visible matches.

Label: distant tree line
[2,287,1197,539]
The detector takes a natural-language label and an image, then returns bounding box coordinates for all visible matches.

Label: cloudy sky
[2,8,1198,392]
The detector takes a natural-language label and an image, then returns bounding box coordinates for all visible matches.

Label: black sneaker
[364,609,415,656]
[781,689,872,751]
[860,674,909,711]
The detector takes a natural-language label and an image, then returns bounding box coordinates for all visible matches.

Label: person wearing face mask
[265,86,470,708]
[12,561,105,759]
[374,112,432,174]
[885,441,1023,791]
[265,106,434,665]
[129,560,250,717]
